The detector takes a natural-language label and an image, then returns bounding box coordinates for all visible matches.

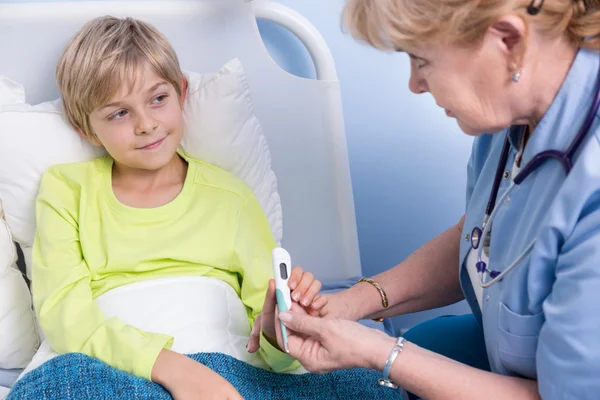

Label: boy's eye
[152,94,168,104]
[108,110,127,121]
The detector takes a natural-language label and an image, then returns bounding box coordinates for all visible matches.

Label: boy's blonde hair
[343,0,600,52]
[56,16,184,139]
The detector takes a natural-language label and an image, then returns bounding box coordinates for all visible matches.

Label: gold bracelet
[357,277,388,322]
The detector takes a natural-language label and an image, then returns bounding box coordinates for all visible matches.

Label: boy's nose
[135,119,159,136]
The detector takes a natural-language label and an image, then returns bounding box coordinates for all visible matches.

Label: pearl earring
[512,67,523,83]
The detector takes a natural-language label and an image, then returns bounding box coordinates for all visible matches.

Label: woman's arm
[321,215,466,321]
[279,313,540,400]
[380,338,539,400]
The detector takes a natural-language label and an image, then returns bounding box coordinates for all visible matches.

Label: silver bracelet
[378,336,405,389]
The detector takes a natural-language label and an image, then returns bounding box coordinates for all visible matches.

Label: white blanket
[18,276,274,381]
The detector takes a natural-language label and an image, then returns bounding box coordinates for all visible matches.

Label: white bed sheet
[17,276,281,382]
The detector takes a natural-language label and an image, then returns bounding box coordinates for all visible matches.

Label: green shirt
[32,152,297,380]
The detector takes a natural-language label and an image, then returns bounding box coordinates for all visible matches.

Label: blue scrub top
[460,48,600,399]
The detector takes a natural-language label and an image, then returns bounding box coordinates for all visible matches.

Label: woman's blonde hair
[343,0,600,52]
[56,16,184,139]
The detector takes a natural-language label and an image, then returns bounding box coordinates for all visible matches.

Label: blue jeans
[402,314,491,400]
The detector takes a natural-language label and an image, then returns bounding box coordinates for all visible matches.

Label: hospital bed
[0,0,382,393]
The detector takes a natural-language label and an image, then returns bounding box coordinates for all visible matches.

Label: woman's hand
[310,289,363,321]
[247,266,326,353]
[152,349,243,400]
[277,311,395,373]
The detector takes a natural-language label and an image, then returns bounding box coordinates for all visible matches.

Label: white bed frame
[0,0,361,282]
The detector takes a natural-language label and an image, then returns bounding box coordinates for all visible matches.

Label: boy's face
[87,63,186,171]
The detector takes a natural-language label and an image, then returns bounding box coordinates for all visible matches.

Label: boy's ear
[76,128,102,147]
[75,128,86,139]
[180,76,188,104]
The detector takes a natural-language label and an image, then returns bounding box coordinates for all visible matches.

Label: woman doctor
[266,0,600,399]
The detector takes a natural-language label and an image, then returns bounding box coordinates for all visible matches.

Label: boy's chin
[118,149,181,172]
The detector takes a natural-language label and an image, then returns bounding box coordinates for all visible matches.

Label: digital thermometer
[272,247,292,353]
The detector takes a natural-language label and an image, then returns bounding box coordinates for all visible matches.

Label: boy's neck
[112,153,188,192]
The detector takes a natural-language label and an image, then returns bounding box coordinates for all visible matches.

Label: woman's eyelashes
[410,55,428,69]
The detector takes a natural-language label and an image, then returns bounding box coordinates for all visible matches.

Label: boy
[31,15,322,399]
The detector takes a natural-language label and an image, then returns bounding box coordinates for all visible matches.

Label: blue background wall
[2,0,473,331]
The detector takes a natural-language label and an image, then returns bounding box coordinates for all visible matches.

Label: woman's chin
[456,119,505,137]
[456,119,481,136]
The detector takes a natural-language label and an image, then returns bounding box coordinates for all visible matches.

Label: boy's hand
[152,349,243,400]
[246,266,327,353]
[288,267,323,310]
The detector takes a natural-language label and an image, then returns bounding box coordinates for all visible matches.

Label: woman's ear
[487,15,528,72]
[491,15,527,51]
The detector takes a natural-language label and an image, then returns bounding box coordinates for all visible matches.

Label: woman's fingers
[279,311,323,339]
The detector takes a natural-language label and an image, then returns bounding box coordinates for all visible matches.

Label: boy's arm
[32,169,173,380]
[231,193,300,372]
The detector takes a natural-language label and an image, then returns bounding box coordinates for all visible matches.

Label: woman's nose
[408,72,428,95]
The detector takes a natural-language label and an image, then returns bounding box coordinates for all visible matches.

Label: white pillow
[181,60,282,245]
[0,200,39,369]
[0,58,282,280]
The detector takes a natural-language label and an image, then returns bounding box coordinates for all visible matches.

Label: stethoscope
[470,65,600,288]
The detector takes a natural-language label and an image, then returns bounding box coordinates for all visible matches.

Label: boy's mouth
[138,136,166,150]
